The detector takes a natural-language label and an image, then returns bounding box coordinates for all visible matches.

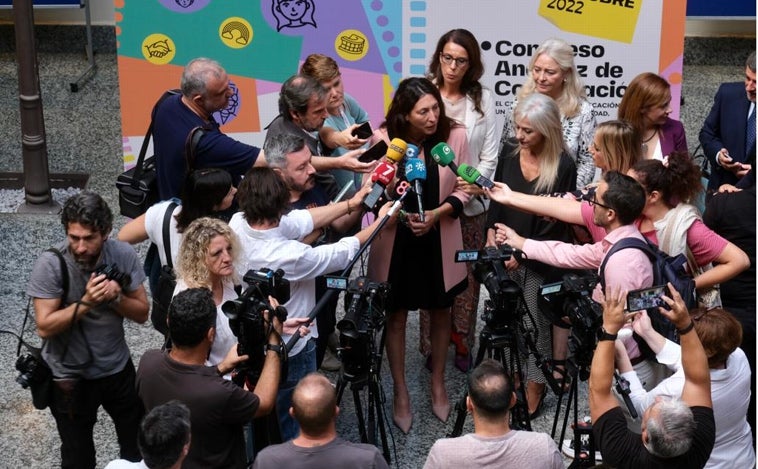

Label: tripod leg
[507,348,531,431]
[370,374,391,464]
[352,385,368,443]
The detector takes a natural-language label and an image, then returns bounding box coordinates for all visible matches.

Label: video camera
[455,245,522,330]
[222,268,290,380]
[539,272,602,365]
[329,276,390,379]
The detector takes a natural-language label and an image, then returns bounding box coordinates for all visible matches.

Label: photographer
[136,288,283,468]
[229,166,394,441]
[26,191,149,469]
[590,286,715,468]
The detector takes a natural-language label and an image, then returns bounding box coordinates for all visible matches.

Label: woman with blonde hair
[618,72,688,160]
[501,38,597,188]
[486,92,577,418]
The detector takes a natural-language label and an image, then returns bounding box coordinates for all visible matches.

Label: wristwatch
[598,327,618,342]
[265,343,283,355]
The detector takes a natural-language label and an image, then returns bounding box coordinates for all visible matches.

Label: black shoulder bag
[151,201,179,337]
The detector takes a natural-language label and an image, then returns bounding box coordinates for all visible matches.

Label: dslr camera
[15,347,52,409]
[94,263,131,288]
[455,245,522,330]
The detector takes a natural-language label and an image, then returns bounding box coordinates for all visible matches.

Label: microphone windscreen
[405,143,420,160]
[405,158,427,182]
[386,138,408,163]
[372,161,396,186]
[457,163,480,184]
[430,142,455,166]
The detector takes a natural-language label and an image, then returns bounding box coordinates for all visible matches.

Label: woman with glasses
[500,38,597,188]
[616,303,755,468]
[618,72,688,161]
[486,92,577,418]
[418,29,500,372]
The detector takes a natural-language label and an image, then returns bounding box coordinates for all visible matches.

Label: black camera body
[456,245,521,329]
[540,272,602,364]
[94,263,131,288]
[222,268,290,380]
[336,277,390,378]
[15,348,53,409]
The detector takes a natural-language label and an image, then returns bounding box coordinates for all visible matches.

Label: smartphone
[627,285,667,312]
[358,140,388,163]
[352,121,372,139]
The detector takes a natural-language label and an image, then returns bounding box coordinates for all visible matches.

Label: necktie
[747,108,756,155]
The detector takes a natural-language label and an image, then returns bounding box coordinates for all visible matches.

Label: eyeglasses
[440,53,469,67]
[582,191,614,211]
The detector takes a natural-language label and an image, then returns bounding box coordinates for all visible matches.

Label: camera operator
[136,288,283,468]
[229,166,394,441]
[494,171,662,387]
[26,191,150,469]
[590,287,715,468]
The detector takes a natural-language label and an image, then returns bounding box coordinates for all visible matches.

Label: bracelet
[598,327,618,342]
[677,322,695,335]
[266,343,284,355]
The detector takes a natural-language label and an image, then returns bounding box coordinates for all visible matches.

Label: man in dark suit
[700,51,756,195]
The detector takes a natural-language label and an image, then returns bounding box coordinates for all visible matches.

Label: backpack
[599,237,697,342]
[150,202,178,337]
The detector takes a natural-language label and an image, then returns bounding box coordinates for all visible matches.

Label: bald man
[253,373,388,468]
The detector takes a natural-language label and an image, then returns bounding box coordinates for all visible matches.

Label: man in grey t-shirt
[423,359,563,469]
[253,372,388,468]
[27,191,149,469]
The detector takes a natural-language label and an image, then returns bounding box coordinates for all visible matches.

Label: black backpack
[150,202,178,337]
[600,237,697,342]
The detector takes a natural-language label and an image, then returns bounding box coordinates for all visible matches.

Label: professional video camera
[455,245,522,330]
[332,276,390,379]
[222,268,289,380]
[539,272,602,366]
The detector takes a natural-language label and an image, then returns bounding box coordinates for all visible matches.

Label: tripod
[449,320,531,436]
[335,312,391,463]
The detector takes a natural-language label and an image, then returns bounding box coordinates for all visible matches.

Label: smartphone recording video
[626,285,666,312]
[352,121,372,139]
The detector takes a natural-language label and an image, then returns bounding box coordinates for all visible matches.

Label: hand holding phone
[352,121,372,139]
[358,140,388,163]
[626,285,666,312]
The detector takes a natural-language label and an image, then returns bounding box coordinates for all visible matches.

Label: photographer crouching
[26,192,150,469]
[229,167,395,441]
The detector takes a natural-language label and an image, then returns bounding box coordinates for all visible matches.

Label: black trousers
[50,359,144,469]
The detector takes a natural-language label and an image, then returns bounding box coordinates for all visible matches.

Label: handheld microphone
[362,161,396,210]
[457,163,494,189]
[430,142,460,177]
[386,138,408,164]
[405,143,419,160]
[405,157,427,222]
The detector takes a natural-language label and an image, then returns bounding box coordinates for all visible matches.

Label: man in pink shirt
[494,171,654,302]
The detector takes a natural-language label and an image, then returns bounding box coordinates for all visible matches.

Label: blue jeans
[276,338,316,441]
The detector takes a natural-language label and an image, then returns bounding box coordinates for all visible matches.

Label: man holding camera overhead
[26,192,149,469]
[229,166,394,441]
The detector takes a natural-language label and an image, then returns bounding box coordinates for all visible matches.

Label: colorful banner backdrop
[116,0,686,169]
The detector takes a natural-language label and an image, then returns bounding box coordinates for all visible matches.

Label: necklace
[642,129,657,143]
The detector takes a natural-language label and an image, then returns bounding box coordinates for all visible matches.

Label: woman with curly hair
[500,38,597,188]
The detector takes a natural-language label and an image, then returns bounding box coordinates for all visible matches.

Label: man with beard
[264,133,365,371]
[264,74,375,200]
[27,191,149,469]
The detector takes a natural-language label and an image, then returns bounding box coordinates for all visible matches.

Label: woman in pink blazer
[367,77,471,433]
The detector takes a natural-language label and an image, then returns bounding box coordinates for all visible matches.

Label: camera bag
[16,248,69,409]
[116,89,179,218]
[150,202,178,337]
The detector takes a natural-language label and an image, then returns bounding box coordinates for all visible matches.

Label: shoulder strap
[599,237,657,290]
[131,89,181,184]
[162,202,178,269]
[46,248,69,305]
[184,125,208,172]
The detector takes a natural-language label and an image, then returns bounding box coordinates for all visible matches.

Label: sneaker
[561,439,603,461]
[320,348,341,372]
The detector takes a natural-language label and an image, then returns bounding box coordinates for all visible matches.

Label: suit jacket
[459,88,499,217]
[699,82,755,190]
[366,126,471,292]
[659,117,688,158]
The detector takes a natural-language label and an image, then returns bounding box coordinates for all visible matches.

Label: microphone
[405,143,419,160]
[405,157,426,222]
[386,138,408,164]
[362,161,396,210]
[430,142,460,177]
[457,163,494,189]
